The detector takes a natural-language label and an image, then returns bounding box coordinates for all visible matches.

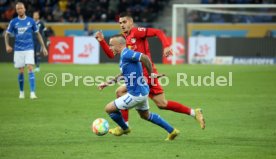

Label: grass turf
[0,63,276,159]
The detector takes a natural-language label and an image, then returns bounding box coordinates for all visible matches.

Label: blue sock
[148,113,174,133]
[109,111,129,130]
[28,71,35,92]
[18,73,24,92]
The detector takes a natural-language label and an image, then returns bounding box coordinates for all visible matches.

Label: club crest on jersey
[131,38,136,43]
[27,22,30,26]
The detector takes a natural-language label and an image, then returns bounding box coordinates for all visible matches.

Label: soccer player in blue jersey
[98,34,179,140]
[4,2,48,99]
[33,11,46,72]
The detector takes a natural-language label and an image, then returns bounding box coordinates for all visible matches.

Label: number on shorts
[123,95,132,105]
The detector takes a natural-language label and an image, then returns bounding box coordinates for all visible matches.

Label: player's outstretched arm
[36,32,48,56]
[94,31,115,59]
[98,73,123,90]
[4,32,13,53]
[135,28,173,57]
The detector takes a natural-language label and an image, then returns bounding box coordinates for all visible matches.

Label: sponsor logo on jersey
[18,27,28,34]
[131,38,136,43]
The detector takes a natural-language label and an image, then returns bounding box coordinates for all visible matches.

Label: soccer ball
[92,118,109,136]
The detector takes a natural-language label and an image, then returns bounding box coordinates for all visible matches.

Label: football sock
[120,109,129,124]
[165,100,191,115]
[18,73,24,92]
[28,71,35,92]
[148,113,174,133]
[109,111,128,130]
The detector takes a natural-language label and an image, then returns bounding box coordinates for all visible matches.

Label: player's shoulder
[25,16,35,22]
[9,17,19,24]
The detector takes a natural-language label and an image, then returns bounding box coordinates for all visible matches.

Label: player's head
[119,12,134,33]
[16,2,26,17]
[33,11,40,21]
[109,34,126,55]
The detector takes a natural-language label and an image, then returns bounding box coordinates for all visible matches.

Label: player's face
[109,38,121,55]
[33,12,40,21]
[16,4,26,17]
[119,17,133,33]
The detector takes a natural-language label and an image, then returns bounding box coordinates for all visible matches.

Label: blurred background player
[32,11,46,72]
[4,2,48,99]
[95,13,205,134]
[99,34,179,140]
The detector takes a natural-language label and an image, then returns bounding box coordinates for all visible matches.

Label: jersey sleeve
[99,39,115,59]
[6,20,15,34]
[133,27,170,48]
[123,51,142,62]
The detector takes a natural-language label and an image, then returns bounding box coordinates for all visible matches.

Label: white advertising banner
[73,37,99,64]
[189,37,216,64]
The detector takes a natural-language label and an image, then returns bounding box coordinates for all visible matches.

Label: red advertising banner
[49,37,74,63]
[162,37,185,64]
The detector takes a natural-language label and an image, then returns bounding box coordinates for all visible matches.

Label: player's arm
[5,21,14,53]
[134,27,172,57]
[4,32,12,53]
[98,73,123,90]
[94,31,115,59]
[35,32,48,56]
[140,54,160,78]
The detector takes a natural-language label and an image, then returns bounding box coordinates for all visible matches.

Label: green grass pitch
[0,63,276,159]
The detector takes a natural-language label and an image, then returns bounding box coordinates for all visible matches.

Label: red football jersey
[99,27,170,76]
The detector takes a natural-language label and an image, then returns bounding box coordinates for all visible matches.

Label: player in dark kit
[33,11,46,72]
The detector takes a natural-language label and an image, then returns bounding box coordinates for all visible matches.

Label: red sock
[165,100,191,115]
[120,110,129,122]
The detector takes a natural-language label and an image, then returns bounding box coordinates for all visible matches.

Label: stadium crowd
[188,0,276,23]
[0,0,168,23]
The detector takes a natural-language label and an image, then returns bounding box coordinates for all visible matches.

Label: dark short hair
[119,12,133,19]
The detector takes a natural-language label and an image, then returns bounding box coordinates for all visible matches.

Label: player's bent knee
[105,102,117,114]
[155,101,168,109]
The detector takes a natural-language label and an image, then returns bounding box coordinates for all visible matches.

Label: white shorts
[114,93,149,111]
[14,50,35,68]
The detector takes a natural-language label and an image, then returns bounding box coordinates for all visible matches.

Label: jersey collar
[18,15,27,20]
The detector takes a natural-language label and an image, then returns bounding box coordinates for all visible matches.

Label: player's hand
[6,45,13,53]
[98,82,107,90]
[42,47,48,56]
[157,73,166,78]
[94,31,104,42]
[163,47,173,57]
[149,73,159,79]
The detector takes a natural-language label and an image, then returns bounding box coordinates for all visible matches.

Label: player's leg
[18,67,25,99]
[107,93,140,136]
[150,78,205,129]
[115,85,129,124]
[105,101,130,136]
[136,99,179,140]
[14,52,25,99]
[25,51,37,99]
[34,44,41,72]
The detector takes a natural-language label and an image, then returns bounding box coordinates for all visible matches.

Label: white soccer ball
[92,118,109,136]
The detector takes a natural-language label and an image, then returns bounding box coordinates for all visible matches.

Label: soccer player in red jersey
[95,13,205,134]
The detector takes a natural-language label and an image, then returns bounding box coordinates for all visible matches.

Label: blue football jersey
[120,48,149,96]
[7,16,38,51]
